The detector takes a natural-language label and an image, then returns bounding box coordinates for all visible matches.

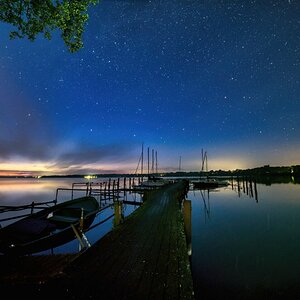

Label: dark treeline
[1,165,300,182]
[163,165,300,185]
[163,165,300,177]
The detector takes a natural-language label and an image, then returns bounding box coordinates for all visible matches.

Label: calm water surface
[188,182,300,300]
[1,178,300,299]
[0,177,140,255]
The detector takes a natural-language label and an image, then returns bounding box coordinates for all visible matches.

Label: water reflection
[0,177,142,255]
[1,177,300,298]
[189,181,300,300]
[230,177,259,202]
[200,189,211,222]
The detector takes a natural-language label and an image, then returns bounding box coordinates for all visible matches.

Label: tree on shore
[0,0,99,52]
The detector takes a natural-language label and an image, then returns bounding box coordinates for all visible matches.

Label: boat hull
[0,196,99,256]
[193,180,228,190]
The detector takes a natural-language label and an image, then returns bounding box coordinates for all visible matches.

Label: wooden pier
[0,180,194,299]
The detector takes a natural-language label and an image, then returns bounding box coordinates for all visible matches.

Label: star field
[0,0,299,175]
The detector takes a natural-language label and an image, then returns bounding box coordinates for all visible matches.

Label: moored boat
[133,175,171,190]
[0,196,99,256]
[193,179,229,189]
[193,149,229,190]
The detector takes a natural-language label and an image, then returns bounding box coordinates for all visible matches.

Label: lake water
[0,177,299,299]
[188,181,300,300]
[0,177,141,255]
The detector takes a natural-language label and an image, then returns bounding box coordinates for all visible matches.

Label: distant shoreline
[0,164,299,179]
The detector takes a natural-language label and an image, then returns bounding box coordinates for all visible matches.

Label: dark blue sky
[0,0,299,175]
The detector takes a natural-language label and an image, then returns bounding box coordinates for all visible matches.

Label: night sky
[0,0,299,176]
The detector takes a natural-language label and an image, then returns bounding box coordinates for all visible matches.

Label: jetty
[0,180,194,299]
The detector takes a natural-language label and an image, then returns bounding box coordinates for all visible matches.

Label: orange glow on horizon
[1,151,299,177]
[0,161,137,177]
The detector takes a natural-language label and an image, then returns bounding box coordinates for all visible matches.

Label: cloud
[47,165,130,176]
[54,143,134,165]
[0,77,137,168]
[0,140,137,174]
[0,77,56,161]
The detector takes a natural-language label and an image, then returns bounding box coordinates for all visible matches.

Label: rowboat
[0,196,99,256]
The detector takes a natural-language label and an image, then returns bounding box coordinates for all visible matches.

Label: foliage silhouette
[0,0,99,52]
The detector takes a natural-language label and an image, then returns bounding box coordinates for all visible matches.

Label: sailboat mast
[141,143,144,178]
[155,151,158,174]
[147,147,150,177]
[152,149,154,173]
[179,156,182,171]
[201,149,204,172]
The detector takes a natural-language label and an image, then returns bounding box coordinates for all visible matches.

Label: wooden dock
[0,180,194,299]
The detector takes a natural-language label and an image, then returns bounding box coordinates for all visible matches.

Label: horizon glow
[0,1,299,176]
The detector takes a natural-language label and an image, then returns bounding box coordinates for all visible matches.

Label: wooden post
[123,177,126,197]
[86,182,89,196]
[71,183,74,200]
[183,199,192,256]
[89,181,93,196]
[114,201,124,228]
[79,208,84,230]
[254,180,258,202]
[104,182,107,203]
[249,179,254,198]
[108,178,111,192]
[99,183,102,203]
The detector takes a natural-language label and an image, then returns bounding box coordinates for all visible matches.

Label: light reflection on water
[2,178,300,298]
[0,178,81,204]
[189,182,300,300]
[0,177,141,255]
